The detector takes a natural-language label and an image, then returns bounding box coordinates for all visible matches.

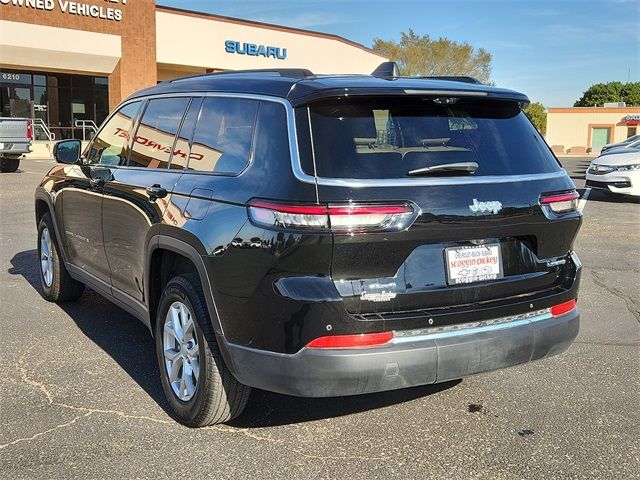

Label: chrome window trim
[292,169,570,188]
[103,92,292,176]
[291,101,569,187]
[110,92,569,187]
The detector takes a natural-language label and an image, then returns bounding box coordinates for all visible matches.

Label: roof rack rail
[170,68,315,83]
[422,75,482,85]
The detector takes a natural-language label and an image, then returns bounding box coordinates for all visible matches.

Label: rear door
[102,96,195,305]
[301,96,581,321]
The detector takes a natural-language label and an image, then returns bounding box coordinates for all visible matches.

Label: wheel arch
[34,191,69,265]
[145,235,239,375]
[145,235,225,338]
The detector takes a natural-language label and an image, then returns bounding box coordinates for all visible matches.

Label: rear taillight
[540,190,579,214]
[247,200,418,233]
[26,119,32,140]
[550,299,577,317]
[306,332,394,349]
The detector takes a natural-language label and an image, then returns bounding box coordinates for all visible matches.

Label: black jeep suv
[36,63,582,426]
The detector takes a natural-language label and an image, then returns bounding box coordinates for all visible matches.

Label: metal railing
[74,120,99,141]
[30,118,55,141]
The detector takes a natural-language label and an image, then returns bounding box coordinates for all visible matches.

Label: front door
[591,127,611,152]
[60,101,143,283]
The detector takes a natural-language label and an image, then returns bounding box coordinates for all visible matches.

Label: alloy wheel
[163,301,200,401]
[40,227,54,288]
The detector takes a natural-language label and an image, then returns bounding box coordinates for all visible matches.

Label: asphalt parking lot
[1,156,638,479]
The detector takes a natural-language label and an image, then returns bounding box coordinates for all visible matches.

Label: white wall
[546,108,640,150]
[155,11,386,75]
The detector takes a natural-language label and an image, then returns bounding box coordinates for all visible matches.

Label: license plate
[445,243,503,285]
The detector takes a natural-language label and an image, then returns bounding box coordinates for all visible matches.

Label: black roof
[127,70,529,106]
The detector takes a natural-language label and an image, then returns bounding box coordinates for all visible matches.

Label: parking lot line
[578,187,591,212]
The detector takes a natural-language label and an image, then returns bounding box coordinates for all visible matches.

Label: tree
[574,81,640,106]
[524,102,547,136]
[372,29,493,84]
[621,82,640,106]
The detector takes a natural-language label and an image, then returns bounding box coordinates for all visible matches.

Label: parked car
[35,63,582,426]
[600,134,640,154]
[599,138,640,156]
[0,117,32,172]
[586,150,640,196]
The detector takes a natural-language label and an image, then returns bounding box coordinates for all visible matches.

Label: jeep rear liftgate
[300,95,582,322]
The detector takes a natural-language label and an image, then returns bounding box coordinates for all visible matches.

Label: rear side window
[188,97,259,175]
[87,101,141,166]
[303,97,561,179]
[129,97,190,168]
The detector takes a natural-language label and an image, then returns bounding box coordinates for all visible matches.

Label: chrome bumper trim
[392,308,552,342]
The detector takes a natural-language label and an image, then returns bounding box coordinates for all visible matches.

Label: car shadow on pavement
[585,189,640,205]
[229,381,460,428]
[9,249,460,427]
[9,249,170,413]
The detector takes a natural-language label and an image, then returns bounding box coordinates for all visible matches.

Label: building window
[628,127,637,138]
[0,68,109,140]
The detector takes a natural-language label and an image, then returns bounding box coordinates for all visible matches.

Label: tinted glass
[86,101,141,166]
[129,97,189,168]
[189,97,258,174]
[170,97,202,170]
[305,97,561,178]
[253,101,290,169]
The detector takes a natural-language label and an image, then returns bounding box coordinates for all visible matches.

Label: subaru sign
[225,40,287,60]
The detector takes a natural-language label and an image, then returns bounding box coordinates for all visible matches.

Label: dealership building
[0,0,386,140]
[546,106,640,154]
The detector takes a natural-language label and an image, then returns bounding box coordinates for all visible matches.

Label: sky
[158,0,639,107]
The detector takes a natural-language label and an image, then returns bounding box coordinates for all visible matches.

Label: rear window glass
[303,97,560,178]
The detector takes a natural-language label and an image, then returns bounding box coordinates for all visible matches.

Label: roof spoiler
[371,61,400,78]
[371,62,482,84]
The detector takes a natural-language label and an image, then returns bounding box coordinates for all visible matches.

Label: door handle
[146,184,168,201]
[90,178,105,188]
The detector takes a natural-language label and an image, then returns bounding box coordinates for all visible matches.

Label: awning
[0,20,121,75]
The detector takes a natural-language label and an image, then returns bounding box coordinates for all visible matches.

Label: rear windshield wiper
[407,162,479,176]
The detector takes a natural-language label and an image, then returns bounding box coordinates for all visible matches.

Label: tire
[155,274,251,426]
[0,157,20,173]
[37,212,85,302]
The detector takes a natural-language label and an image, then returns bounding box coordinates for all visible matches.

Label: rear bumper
[223,308,580,397]
[0,142,31,157]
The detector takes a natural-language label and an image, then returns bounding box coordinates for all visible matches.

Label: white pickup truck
[0,117,32,172]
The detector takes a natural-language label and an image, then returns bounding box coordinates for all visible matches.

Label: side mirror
[53,139,82,164]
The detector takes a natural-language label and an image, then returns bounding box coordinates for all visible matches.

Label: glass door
[591,127,611,152]
[0,85,33,118]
